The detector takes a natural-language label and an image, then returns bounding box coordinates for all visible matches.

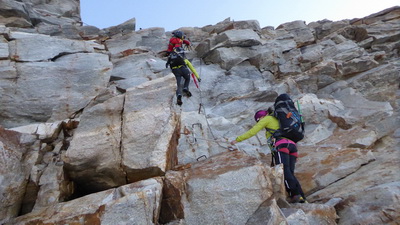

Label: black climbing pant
[172,66,191,97]
[273,142,305,198]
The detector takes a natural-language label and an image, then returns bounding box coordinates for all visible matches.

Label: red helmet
[254,110,268,122]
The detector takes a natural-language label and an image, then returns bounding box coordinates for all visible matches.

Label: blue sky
[80,0,399,31]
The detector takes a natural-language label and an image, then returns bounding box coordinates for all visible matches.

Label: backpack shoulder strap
[265,127,277,136]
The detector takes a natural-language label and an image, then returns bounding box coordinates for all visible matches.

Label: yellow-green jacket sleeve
[235,116,279,142]
[236,117,267,142]
[184,59,200,79]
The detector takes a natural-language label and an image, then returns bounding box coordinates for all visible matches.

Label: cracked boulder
[105,27,167,59]
[8,121,63,142]
[276,20,315,48]
[160,151,286,224]
[64,75,179,193]
[64,94,126,193]
[0,51,112,128]
[8,32,103,62]
[110,53,168,90]
[122,75,180,184]
[284,203,338,224]
[197,28,261,63]
[7,178,163,225]
[306,134,400,225]
[0,0,80,28]
[296,145,375,194]
[0,127,33,223]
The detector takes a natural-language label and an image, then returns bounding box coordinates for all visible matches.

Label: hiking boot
[290,195,307,203]
[183,89,192,97]
[299,197,308,203]
[177,95,182,106]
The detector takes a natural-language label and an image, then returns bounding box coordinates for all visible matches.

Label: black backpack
[168,48,186,68]
[272,94,305,143]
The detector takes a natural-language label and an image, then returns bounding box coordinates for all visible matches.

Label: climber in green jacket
[232,109,279,143]
[230,108,307,203]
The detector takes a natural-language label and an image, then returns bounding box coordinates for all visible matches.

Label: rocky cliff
[0,1,399,224]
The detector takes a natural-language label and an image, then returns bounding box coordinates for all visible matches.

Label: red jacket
[167,37,191,53]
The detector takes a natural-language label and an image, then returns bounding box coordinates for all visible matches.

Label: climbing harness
[171,65,185,69]
[267,137,277,167]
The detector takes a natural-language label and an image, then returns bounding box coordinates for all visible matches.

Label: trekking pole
[296,100,304,123]
[198,58,203,114]
[191,73,199,88]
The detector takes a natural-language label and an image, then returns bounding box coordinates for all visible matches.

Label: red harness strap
[275,139,298,157]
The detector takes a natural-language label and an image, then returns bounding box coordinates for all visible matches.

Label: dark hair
[267,106,274,115]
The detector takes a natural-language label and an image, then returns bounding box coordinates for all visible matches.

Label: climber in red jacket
[166,30,191,55]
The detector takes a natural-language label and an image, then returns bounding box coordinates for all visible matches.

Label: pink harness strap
[275,138,296,146]
[275,139,298,157]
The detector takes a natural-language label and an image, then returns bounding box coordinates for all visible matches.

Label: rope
[181,54,248,155]
[196,59,225,146]
[191,57,242,152]
[170,44,251,157]
[181,132,246,154]
[181,133,228,145]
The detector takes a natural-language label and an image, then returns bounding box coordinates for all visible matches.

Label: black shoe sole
[183,90,192,97]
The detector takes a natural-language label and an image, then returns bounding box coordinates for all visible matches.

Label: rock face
[0,0,80,28]
[1,32,112,127]
[9,178,164,225]
[160,151,285,224]
[0,3,399,225]
[0,128,30,223]
[64,75,179,193]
